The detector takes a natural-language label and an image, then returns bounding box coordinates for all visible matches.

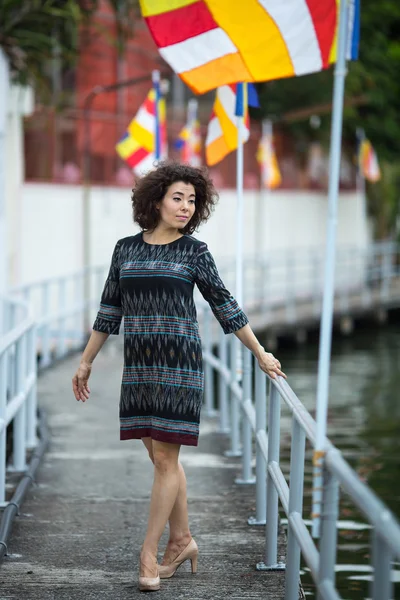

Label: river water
[261,316,400,599]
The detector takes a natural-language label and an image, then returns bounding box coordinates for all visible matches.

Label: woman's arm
[234,323,286,379]
[81,330,110,365]
[72,330,110,402]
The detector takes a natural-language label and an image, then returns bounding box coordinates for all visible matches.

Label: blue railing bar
[267,461,289,516]
[256,429,268,462]
[273,378,319,446]
[241,397,256,432]
[236,349,255,483]
[265,384,282,566]
[318,470,339,599]
[285,419,306,600]
[0,316,34,355]
[371,530,393,600]
[250,367,267,525]
[289,512,319,581]
[4,372,36,428]
[326,448,400,557]
[318,579,341,600]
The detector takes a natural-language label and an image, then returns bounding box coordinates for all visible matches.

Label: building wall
[16,183,369,291]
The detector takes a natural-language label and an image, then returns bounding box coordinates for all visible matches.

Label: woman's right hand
[72,361,92,402]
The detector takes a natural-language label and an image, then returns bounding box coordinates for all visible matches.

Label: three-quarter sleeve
[194,243,249,334]
[93,240,123,335]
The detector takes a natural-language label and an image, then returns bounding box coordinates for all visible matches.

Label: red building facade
[23,2,356,191]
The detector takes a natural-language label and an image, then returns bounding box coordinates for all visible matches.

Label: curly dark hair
[131,162,219,235]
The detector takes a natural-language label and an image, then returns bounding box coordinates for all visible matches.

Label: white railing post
[248,368,267,525]
[218,329,229,433]
[26,325,38,448]
[264,384,285,570]
[0,351,7,505]
[41,281,51,368]
[225,336,242,457]
[204,309,216,417]
[317,468,339,600]
[12,336,27,471]
[286,418,306,599]
[236,349,255,484]
[57,278,67,358]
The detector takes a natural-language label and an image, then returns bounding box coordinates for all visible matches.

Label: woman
[72,162,285,592]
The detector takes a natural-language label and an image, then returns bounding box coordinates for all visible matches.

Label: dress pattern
[93,232,248,446]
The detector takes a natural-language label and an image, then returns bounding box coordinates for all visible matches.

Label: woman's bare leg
[141,438,192,565]
[140,440,181,577]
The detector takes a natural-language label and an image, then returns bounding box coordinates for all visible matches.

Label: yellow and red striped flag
[139,1,360,95]
[205,84,250,166]
[116,89,167,175]
[359,139,381,183]
[257,127,281,189]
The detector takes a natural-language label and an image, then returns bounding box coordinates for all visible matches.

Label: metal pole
[187,99,198,166]
[0,50,9,304]
[312,0,350,539]
[286,419,306,599]
[248,368,267,525]
[317,468,339,600]
[225,336,241,457]
[236,349,255,484]
[12,336,27,471]
[0,353,7,504]
[259,384,285,570]
[204,309,216,417]
[218,329,230,433]
[152,70,161,161]
[371,531,393,600]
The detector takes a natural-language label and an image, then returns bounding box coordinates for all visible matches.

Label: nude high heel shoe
[158,538,198,579]
[138,551,160,592]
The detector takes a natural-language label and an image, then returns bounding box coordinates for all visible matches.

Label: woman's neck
[142,228,183,245]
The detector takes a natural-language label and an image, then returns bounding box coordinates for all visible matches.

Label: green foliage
[0,0,140,96]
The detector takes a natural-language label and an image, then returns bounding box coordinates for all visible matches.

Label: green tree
[0,0,140,99]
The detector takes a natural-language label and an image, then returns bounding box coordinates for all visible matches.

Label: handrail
[0,296,38,506]
[199,305,400,600]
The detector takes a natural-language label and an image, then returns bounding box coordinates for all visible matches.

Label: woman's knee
[152,442,180,474]
[141,437,154,463]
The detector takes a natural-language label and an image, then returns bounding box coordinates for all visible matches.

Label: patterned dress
[93,232,248,446]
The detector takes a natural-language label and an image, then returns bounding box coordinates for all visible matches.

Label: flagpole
[225,82,245,459]
[236,83,245,309]
[152,70,161,161]
[187,99,198,166]
[312,0,350,539]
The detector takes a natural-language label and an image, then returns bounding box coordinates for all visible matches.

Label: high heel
[158,538,198,579]
[138,551,160,592]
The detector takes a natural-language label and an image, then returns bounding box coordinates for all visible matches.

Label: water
[261,317,400,599]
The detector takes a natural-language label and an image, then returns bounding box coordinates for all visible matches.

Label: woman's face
[156,181,196,231]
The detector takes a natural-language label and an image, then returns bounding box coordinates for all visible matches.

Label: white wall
[5,84,34,288]
[16,183,370,288]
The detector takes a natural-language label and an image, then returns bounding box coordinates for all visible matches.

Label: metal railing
[0,297,37,505]
[199,307,400,600]
[2,240,400,597]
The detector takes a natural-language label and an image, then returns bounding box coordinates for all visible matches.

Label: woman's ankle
[168,531,192,545]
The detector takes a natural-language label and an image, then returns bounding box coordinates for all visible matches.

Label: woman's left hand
[257,350,287,380]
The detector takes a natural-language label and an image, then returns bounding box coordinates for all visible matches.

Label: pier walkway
[0,343,292,600]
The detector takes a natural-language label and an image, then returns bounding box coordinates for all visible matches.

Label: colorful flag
[175,100,202,166]
[205,83,251,166]
[116,89,167,175]
[139,1,360,94]
[257,129,281,190]
[359,139,381,183]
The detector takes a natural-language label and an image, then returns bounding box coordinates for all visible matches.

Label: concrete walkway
[0,341,289,600]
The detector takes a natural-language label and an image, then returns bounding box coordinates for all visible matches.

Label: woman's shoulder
[182,235,208,251]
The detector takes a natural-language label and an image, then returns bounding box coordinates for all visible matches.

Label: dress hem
[120,428,198,447]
